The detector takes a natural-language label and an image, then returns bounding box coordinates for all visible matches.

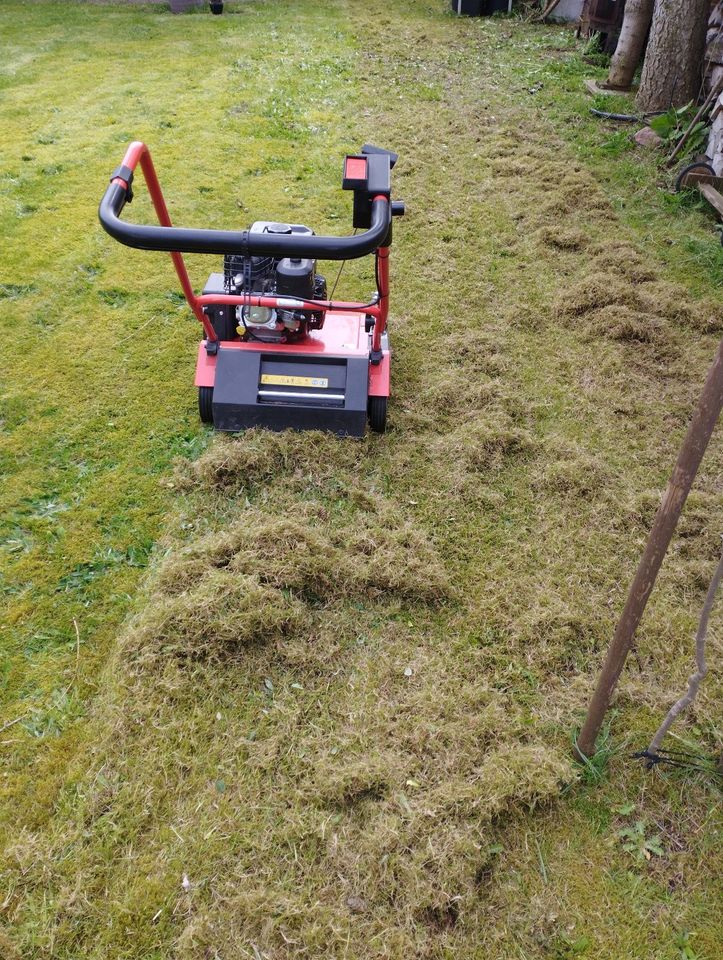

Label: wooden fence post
[575,337,723,760]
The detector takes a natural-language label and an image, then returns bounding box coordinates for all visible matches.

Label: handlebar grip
[98,183,391,260]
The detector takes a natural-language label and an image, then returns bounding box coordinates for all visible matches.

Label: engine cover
[214,221,326,343]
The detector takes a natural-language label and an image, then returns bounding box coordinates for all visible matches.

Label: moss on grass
[1,2,721,958]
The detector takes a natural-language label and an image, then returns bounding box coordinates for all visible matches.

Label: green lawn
[1,2,721,958]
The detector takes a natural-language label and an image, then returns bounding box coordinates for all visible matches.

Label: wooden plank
[584,78,636,97]
[699,183,723,218]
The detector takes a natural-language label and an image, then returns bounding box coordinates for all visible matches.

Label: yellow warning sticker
[260,374,329,388]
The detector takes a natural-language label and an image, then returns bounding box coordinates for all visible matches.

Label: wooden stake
[575,337,723,760]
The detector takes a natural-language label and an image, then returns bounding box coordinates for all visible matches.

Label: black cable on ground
[589,108,666,122]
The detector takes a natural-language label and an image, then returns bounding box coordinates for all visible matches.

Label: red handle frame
[111,142,390,351]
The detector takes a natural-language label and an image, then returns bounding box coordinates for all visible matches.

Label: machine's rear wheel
[368,395,387,434]
[198,386,214,424]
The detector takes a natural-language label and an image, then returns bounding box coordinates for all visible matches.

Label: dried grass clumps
[689,297,723,333]
[566,240,721,331]
[482,134,523,160]
[419,373,501,423]
[486,155,530,178]
[394,336,515,435]
[533,441,611,500]
[556,273,642,319]
[555,274,679,350]
[675,490,723,558]
[317,754,396,807]
[129,505,451,662]
[317,742,572,921]
[639,279,697,326]
[443,329,510,378]
[540,172,613,218]
[175,917,216,957]
[3,829,50,881]
[157,508,451,606]
[656,489,723,591]
[434,413,536,477]
[128,571,306,662]
[515,607,602,673]
[611,487,662,534]
[584,305,671,347]
[537,225,588,252]
[430,743,572,820]
[359,523,452,602]
[400,684,515,763]
[586,241,657,283]
[179,429,361,493]
[555,268,715,344]
[0,928,19,960]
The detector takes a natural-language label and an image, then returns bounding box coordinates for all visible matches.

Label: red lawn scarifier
[99,142,404,436]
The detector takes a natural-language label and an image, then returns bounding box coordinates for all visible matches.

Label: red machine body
[99,141,403,436]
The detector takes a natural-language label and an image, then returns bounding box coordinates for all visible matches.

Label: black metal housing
[342,151,393,230]
[202,272,236,340]
[276,258,315,300]
[211,349,370,437]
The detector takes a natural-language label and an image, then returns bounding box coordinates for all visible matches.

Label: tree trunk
[637,0,710,112]
[606,0,655,90]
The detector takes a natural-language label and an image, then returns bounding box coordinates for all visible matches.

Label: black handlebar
[98,182,392,260]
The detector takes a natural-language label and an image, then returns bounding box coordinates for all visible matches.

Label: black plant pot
[210,1,223,14]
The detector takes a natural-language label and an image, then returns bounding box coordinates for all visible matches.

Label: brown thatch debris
[317,755,396,807]
[586,242,657,282]
[554,269,717,337]
[584,305,674,350]
[537,225,589,251]
[443,329,510,377]
[0,928,20,960]
[533,442,611,500]
[435,414,537,475]
[127,499,452,665]
[179,430,361,493]
[156,509,451,605]
[555,273,644,317]
[127,572,308,662]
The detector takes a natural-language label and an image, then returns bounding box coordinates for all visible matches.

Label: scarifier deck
[194,315,390,436]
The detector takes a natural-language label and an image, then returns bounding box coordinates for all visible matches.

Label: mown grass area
[1,2,721,958]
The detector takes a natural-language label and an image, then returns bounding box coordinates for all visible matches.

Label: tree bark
[606,0,655,90]
[637,0,710,112]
